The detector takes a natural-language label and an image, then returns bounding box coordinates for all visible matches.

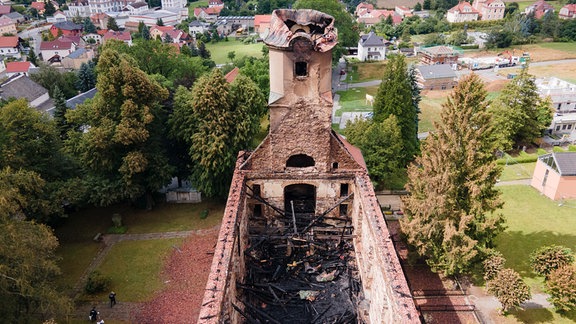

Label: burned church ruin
[198,9,419,323]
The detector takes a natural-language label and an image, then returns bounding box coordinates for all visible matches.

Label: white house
[66,0,91,17]
[357,31,388,61]
[123,1,148,14]
[188,20,209,37]
[446,1,479,23]
[40,39,76,62]
[536,77,576,137]
[47,11,67,23]
[472,0,505,20]
[0,36,20,59]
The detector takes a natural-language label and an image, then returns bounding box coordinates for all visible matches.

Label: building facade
[446,1,479,22]
[531,152,576,200]
[472,0,505,20]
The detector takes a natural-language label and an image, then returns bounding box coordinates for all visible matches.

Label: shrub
[553,146,566,153]
[487,268,531,313]
[107,226,127,234]
[568,145,576,152]
[85,271,111,294]
[112,213,122,227]
[530,245,575,278]
[546,265,576,313]
[200,209,209,219]
[483,250,506,281]
[537,148,548,155]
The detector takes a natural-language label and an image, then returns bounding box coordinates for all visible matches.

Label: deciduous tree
[344,115,404,189]
[373,55,419,165]
[66,48,173,208]
[483,250,506,281]
[170,70,266,197]
[401,74,505,276]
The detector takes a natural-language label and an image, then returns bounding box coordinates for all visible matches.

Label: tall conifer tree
[401,74,505,276]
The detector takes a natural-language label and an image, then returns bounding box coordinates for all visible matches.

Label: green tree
[30,63,78,99]
[66,49,172,208]
[530,245,574,278]
[344,115,404,189]
[157,18,164,26]
[170,70,266,197]
[373,55,419,165]
[415,2,422,11]
[164,32,173,43]
[423,0,431,9]
[487,268,531,313]
[240,57,270,101]
[483,250,506,281]
[293,0,359,58]
[489,66,553,150]
[27,47,38,66]
[227,50,236,62]
[546,265,576,313]
[76,61,97,92]
[51,85,69,139]
[107,17,119,31]
[0,168,72,322]
[44,0,56,16]
[83,16,96,34]
[197,40,211,59]
[401,74,505,276]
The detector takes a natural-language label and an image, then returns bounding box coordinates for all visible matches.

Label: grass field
[494,185,576,322]
[345,61,387,83]
[335,86,378,117]
[499,162,536,181]
[205,39,264,64]
[501,62,576,84]
[55,200,224,295]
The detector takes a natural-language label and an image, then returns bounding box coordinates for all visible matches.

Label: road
[18,25,51,57]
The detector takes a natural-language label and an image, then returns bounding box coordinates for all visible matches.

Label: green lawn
[335,86,378,117]
[499,162,536,181]
[86,238,184,302]
[345,62,387,83]
[55,201,224,296]
[205,39,264,64]
[494,185,576,322]
[517,0,563,12]
[188,0,208,8]
[419,96,444,132]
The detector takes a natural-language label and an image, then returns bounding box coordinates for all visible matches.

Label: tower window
[340,183,349,197]
[295,62,308,77]
[252,184,261,197]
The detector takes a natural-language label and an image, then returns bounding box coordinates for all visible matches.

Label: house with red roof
[193,7,221,22]
[0,36,20,58]
[50,21,83,38]
[357,9,402,27]
[355,2,374,17]
[473,0,505,20]
[254,14,271,37]
[40,39,76,62]
[102,30,132,46]
[395,6,412,17]
[5,61,32,77]
[0,16,16,35]
[524,0,554,19]
[225,67,239,83]
[31,1,46,14]
[446,1,480,22]
[0,5,11,15]
[559,3,576,19]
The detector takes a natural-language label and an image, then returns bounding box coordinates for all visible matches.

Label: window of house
[286,154,315,167]
[563,124,567,130]
[568,124,573,130]
[339,204,348,216]
[542,169,549,187]
[340,183,349,197]
[252,184,261,197]
[332,162,339,169]
[253,204,262,217]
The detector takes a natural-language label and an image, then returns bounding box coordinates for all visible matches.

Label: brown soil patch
[462,45,576,63]
[132,227,220,323]
[421,89,450,99]
[485,79,509,92]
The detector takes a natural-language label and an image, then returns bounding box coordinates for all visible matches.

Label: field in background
[205,39,264,64]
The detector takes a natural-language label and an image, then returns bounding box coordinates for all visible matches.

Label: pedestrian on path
[109,291,116,307]
[89,307,98,322]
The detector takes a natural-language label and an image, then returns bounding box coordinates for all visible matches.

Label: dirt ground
[131,227,220,323]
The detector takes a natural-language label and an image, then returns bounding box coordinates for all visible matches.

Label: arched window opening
[286,154,315,168]
[284,184,316,215]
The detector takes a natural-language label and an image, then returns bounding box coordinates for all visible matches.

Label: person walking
[109,291,116,308]
[89,307,98,322]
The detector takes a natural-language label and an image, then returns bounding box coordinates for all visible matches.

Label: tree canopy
[170,70,266,197]
[373,55,420,165]
[66,48,173,208]
[401,74,505,276]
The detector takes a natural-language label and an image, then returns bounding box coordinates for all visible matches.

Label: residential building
[193,6,221,22]
[3,12,25,24]
[126,9,185,27]
[88,0,130,14]
[354,2,374,17]
[413,10,431,18]
[215,16,254,35]
[559,4,576,19]
[188,20,209,37]
[102,30,132,45]
[83,32,103,44]
[357,9,402,27]
[254,14,271,37]
[5,61,32,77]
[524,0,554,19]
[47,11,68,23]
[536,77,576,114]
[208,0,223,8]
[415,64,458,90]
[357,31,388,61]
[66,0,91,18]
[46,88,97,116]
[531,152,576,200]
[0,74,53,111]
[0,36,20,59]
[419,45,461,65]
[197,9,419,323]
[62,48,95,69]
[31,1,46,15]
[395,5,412,17]
[40,39,77,62]
[472,0,505,20]
[0,16,16,35]
[0,4,10,15]
[50,21,83,37]
[446,1,479,23]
